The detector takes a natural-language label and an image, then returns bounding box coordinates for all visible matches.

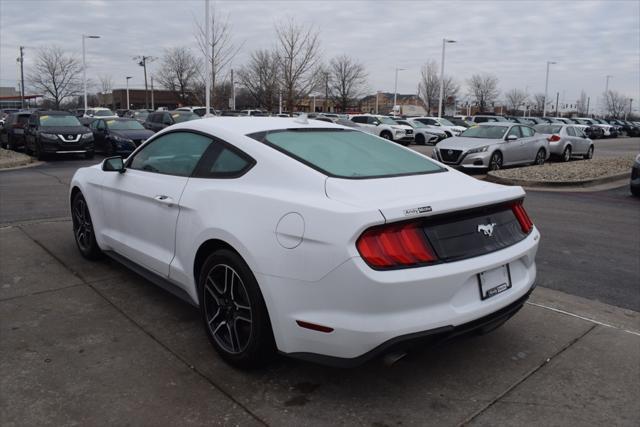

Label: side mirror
[372,121,380,126]
[163,118,173,125]
[102,156,125,173]
[506,134,518,141]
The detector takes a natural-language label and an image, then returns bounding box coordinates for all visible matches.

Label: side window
[29,115,38,126]
[96,120,106,130]
[507,126,522,138]
[163,113,173,124]
[426,119,437,125]
[367,117,380,125]
[194,141,254,178]
[351,116,367,124]
[566,126,576,136]
[521,126,535,137]
[128,132,212,177]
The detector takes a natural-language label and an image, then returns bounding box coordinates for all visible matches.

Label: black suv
[1,112,32,150]
[24,111,94,160]
[88,118,154,155]
[143,110,199,133]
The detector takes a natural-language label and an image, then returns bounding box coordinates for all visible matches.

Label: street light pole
[18,46,25,109]
[204,0,212,117]
[394,67,405,113]
[125,77,132,109]
[82,34,100,115]
[542,60,556,117]
[438,38,456,118]
[605,75,613,94]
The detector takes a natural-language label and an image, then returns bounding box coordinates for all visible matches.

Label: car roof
[36,110,75,116]
[170,116,347,135]
[478,122,513,127]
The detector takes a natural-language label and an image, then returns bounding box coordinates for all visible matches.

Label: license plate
[14,129,23,134]
[478,264,512,300]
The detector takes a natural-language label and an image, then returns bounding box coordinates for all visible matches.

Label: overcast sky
[1,0,638,109]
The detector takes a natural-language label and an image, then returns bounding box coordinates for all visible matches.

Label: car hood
[325,168,524,222]
[436,136,500,150]
[111,129,154,140]
[39,126,90,134]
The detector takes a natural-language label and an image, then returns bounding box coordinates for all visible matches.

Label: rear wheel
[561,146,572,162]
[199,249,275,368]
[533,148,546,166]
[488,152,502,171]
[71,192,102,260]
[583,146,594,160]
[415,134,425,145]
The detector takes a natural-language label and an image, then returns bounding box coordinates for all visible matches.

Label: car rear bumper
[259,227,539,363]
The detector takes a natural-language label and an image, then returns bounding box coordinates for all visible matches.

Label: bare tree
[576,90,588,115]
[603,90,629,118]
[97,74,114,108]
[156,47,200,105]
[418,60,459,114]
[533,93,546,115]
[28,46,82,109]
[327,55,368,112]
[237,49,280,112]
[467,73,499,112]
[504,88,528,114]
[194,6,243,107]
[275,18,322,113]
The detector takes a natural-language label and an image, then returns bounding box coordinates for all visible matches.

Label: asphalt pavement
[1,138,639,426]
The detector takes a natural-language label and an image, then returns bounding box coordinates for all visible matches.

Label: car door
[503,125,525,164]
[567,126,585,154]
[99,131,213,276]
[519,126,538,161]
[351,116,373,134]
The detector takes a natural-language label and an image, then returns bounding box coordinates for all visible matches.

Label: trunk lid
[325,169,524,223]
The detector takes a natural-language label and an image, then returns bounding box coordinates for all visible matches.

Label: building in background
[0,87,41,109]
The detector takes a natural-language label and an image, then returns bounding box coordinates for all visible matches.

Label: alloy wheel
[535,149,545,165]
[563,147,571,162]
[489,153,502,171]
[72,197,94,252]
[203,264,253,354]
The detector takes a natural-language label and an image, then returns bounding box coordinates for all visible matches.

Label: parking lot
[1,138,639,426]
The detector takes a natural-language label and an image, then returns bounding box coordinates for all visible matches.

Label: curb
[0,159,43,172]
[486,171,630,188]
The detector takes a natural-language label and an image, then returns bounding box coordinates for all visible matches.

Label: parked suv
[349,114,414,145]
[412,117,465,137]
[144,110,200,133]
[88,118,154,156]
[24,111,94,160]
[0,112,31,150]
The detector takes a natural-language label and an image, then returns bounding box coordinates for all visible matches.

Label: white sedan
[70,117,539,368]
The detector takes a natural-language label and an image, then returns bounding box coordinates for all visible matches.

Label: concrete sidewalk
[1,220,639,426]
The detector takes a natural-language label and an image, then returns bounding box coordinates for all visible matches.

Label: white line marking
[526,302,640,336]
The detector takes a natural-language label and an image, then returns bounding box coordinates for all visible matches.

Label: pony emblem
[477,223,496,237]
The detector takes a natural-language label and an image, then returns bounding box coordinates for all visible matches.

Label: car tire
[199,249,276,369]
[71,192,102,260]
[85,151,95,160]
[488,152,502,171]
[561,146,571,162]
[631,185,640,197]
[583,146,594,160]
[533,148,546,166]
[380,131,392,140]
[34,141,46,161]
[444,131,452,138]
[415,134,425,145]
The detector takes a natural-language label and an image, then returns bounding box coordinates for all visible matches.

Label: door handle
[154,195,174,205]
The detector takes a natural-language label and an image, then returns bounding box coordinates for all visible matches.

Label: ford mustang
[70,117,539,368]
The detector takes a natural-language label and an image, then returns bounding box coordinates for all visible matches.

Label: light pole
[204,0,212,117]
[82,34,100,115]
[393,67,405,111]
[125,76,132,109]
[438,38,456,118]
[605,75,613,94]
[542,60,556,117]
[134,56,155,109]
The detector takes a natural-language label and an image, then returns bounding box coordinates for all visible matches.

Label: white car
[350,114,414,145]
[412,117,466,137]
[83,107,118,119]
[70,117,539,368]
[393,119,440,145]
[176,106,217,117]
[575,117,613,137]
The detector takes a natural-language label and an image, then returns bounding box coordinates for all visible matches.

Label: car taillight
[511,201,533,234]
[356,222,438,269]
[547,134,561,142]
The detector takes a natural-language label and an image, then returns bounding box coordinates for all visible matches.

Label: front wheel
[199,249,275,369]
[534,149,546,166]
[583,146,594,160]
[34,141,46,161]
[380,131,392,140]
[415,134,425,145]
[488,152,502,171]
[71,192,102,260]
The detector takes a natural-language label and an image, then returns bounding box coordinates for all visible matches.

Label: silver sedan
[432,122,550,171]
[533,124,594,161]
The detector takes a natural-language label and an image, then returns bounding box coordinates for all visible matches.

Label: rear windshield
[171,112,199,123]
[250,129,445,179]
[535,125,562,134]
[94,109,115,117]
[460,125,508,139]
[39,115,81,127]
